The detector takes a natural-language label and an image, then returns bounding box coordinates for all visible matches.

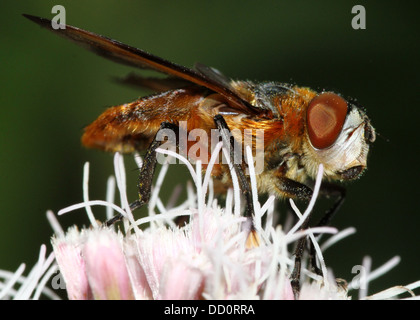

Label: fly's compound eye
[306,92,348,149]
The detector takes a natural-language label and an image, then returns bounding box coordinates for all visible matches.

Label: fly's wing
[114,74,192,92]
[194,62,234,92]
[23,14,260,115]
[116,63,237,95]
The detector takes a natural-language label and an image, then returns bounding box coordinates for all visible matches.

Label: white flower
[1,146,419,300]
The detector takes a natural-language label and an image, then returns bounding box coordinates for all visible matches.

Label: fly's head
[302,92,376,181]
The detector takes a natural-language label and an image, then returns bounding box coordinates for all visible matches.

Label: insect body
[81,75,375,202]
[24,14,376,297]
[23,14,375,198]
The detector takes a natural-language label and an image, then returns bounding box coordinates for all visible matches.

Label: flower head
[1,147,419,300]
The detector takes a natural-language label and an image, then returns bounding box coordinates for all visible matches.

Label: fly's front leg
[309,183,346,276]
[274,177,313,299]
[317,183,346,227]
[105,122,179,227]
[276,176,346,298]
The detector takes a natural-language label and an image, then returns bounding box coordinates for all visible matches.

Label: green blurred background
[0,0,418,298]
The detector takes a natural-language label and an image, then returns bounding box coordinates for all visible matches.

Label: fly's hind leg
[105,122,179,227]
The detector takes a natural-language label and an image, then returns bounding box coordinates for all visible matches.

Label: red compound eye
[306,92,348,149]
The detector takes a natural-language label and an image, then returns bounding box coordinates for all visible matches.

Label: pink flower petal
[136,228,194,298]
[159,260,205,300]
[123,237,153,300]
[83,229,134,300]
[52,228,92,300]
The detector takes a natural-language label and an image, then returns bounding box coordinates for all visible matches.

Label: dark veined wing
[23,14,260,115]
[194,62,233,91]
[116,63,235,96]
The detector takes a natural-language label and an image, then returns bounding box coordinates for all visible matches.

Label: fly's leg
[309,183,346,276]
[274,177,314,299]
[105,122,179,227]
[213,115,255,228]
[283,178,346,298]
